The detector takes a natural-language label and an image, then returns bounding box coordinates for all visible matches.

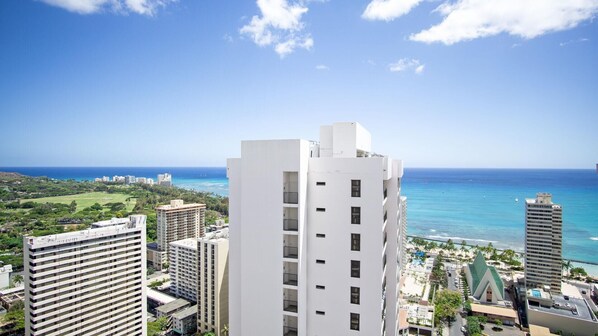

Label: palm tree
[562,260,572,277]
[221,324,229,336]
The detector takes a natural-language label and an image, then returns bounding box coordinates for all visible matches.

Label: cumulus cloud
[39,0,174,15]
[410,0,598,45]
[240,0,315,57]
[389,58,424,74]
[362,0,424,21]
[315,64,329,70]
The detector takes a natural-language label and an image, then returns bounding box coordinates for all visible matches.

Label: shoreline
[408,235,598,277]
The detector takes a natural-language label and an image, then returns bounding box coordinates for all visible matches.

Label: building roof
[155,298,190,314]
[172,304,197,320]
[147,288,176,305]
[155,201,205,211]
[468,251,504,296]
[529,325,559,336]
[527,294,597,322]
[170,238,197,250]
[470,303,517,319]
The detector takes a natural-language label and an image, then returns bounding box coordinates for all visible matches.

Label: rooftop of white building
[155,199,205,210]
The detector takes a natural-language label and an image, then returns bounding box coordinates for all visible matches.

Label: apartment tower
[156,200,206,255]
[24,215,147,336]
[196,229,229,336]
[228,122,404,336]
[525,193,563,294]
[399,196,408,272]
[170,238,199,302]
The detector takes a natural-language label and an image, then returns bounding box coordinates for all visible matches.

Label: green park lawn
[21,192,136,212]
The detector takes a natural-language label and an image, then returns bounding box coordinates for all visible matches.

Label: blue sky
[1,0,597,168]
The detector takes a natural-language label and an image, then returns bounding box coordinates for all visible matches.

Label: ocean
[3,167,597,269]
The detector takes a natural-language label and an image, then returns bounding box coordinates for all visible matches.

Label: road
[444,263,465,335]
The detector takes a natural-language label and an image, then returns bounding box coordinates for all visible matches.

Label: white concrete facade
[170,238,199,302]
[0,264,12,289]
[197,229,229,336]
[24,215,147,336]
[525,193,563,293]
[227,122,404,336]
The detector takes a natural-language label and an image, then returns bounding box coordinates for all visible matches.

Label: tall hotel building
[24,215,147,336]
[525,193,563,294]
[227,122,405,336]
[156,200,206,254]
[197,229,229,336]
[170,238,199,302]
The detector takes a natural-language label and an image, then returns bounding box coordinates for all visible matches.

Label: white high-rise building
[156,200,206,254]
[525,193,563,294]
[197,229,229,336]
[24,215,147,336]
[158,173,172,186]
[227,122,404,336]
[170,238,199,302]
[399,196,408,272]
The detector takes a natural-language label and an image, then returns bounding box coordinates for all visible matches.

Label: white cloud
[362,0,423,21]
[389,58,424,74]
[223,34,234,43]
[315,64,329,70]
[240,0,315,57]
[560,37,589,46]
[410,0,598,45]
[39,0,174,15]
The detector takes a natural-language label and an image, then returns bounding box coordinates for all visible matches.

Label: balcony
[283,192,298,204]
[283,300,298,313]
[283,219,298,232]
[283,246,298,259]
[283,273,298,286]
[284,326,298,336]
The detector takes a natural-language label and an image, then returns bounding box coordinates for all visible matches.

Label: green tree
[570,267,587,277]
[148,316,168,336]
[562,260,572,276]
[69,200,77,213]
[466,316,482,336]
[11,274,23,286]
[90,202,103,211]
[434,290,462,326]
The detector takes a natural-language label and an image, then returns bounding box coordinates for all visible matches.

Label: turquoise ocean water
[3,167,597,269]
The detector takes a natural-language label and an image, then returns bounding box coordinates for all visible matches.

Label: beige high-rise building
[24,215,147,336]
[156,200,206,256]
[525,193,562,294]
[197,229,229,336]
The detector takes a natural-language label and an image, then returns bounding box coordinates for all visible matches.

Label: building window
[316,259,326,264]
[351,234,360,251]
[316,182,326,186]
[316,311,325,315]
[316,208,326,212]
[351,207,361,224]
[316,285,325,289]
[351,180,361,197]
[350,287,360,304]
[351,260,360,278]
[316,233,326,238]
[350,313,360,330]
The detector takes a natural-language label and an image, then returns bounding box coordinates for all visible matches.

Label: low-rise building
[526,287,598,336]
[172,305,198,336]
[0,265,11,289]
[464,252,505,303]
[147,288,177,315]
[470,303,518,326]
[156,298,191,318]
[0,285,24,310]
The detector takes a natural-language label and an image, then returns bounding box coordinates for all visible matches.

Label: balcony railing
[283,192,298,204]
[284,326,298,336]
[283,300,298,313]
[283,219,298,231]
[283,273,298,286]
[283,246,298,259]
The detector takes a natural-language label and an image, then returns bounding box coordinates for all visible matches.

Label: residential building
[197,229,229,336]
[158,173,172,186]
[147,288,177,315]
[156,200,206,254]
[24,215,147,336]
[170,238,198,302]
[148,242,168,271]
[173,305,198,336]
[137,177,147,184]
[464,252,505,303]
[125,175,136,184]
[526,287,598,336]
[102,176,110,182]
[156,298,191,318]
[147,178,155,185]
[0,265,11,289]
[525,193,563,293]
[227,122,404,336]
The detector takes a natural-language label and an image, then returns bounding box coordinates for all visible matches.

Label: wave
[429,229,437,232]
[590,237,598,241]
[426,235,498,244]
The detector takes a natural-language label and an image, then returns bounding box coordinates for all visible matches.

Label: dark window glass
[316,259,326,264]
[351,207,361,224]
[351,260,360,278]
[316,233,326,238]
[350,287,360,304]
[351,180,361,197]
[351,234,360,251]
[316,182,326,186]
[316,208,326,212]
[316,311,325,315]
[316,285,325,289]
[350,313,360,330]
